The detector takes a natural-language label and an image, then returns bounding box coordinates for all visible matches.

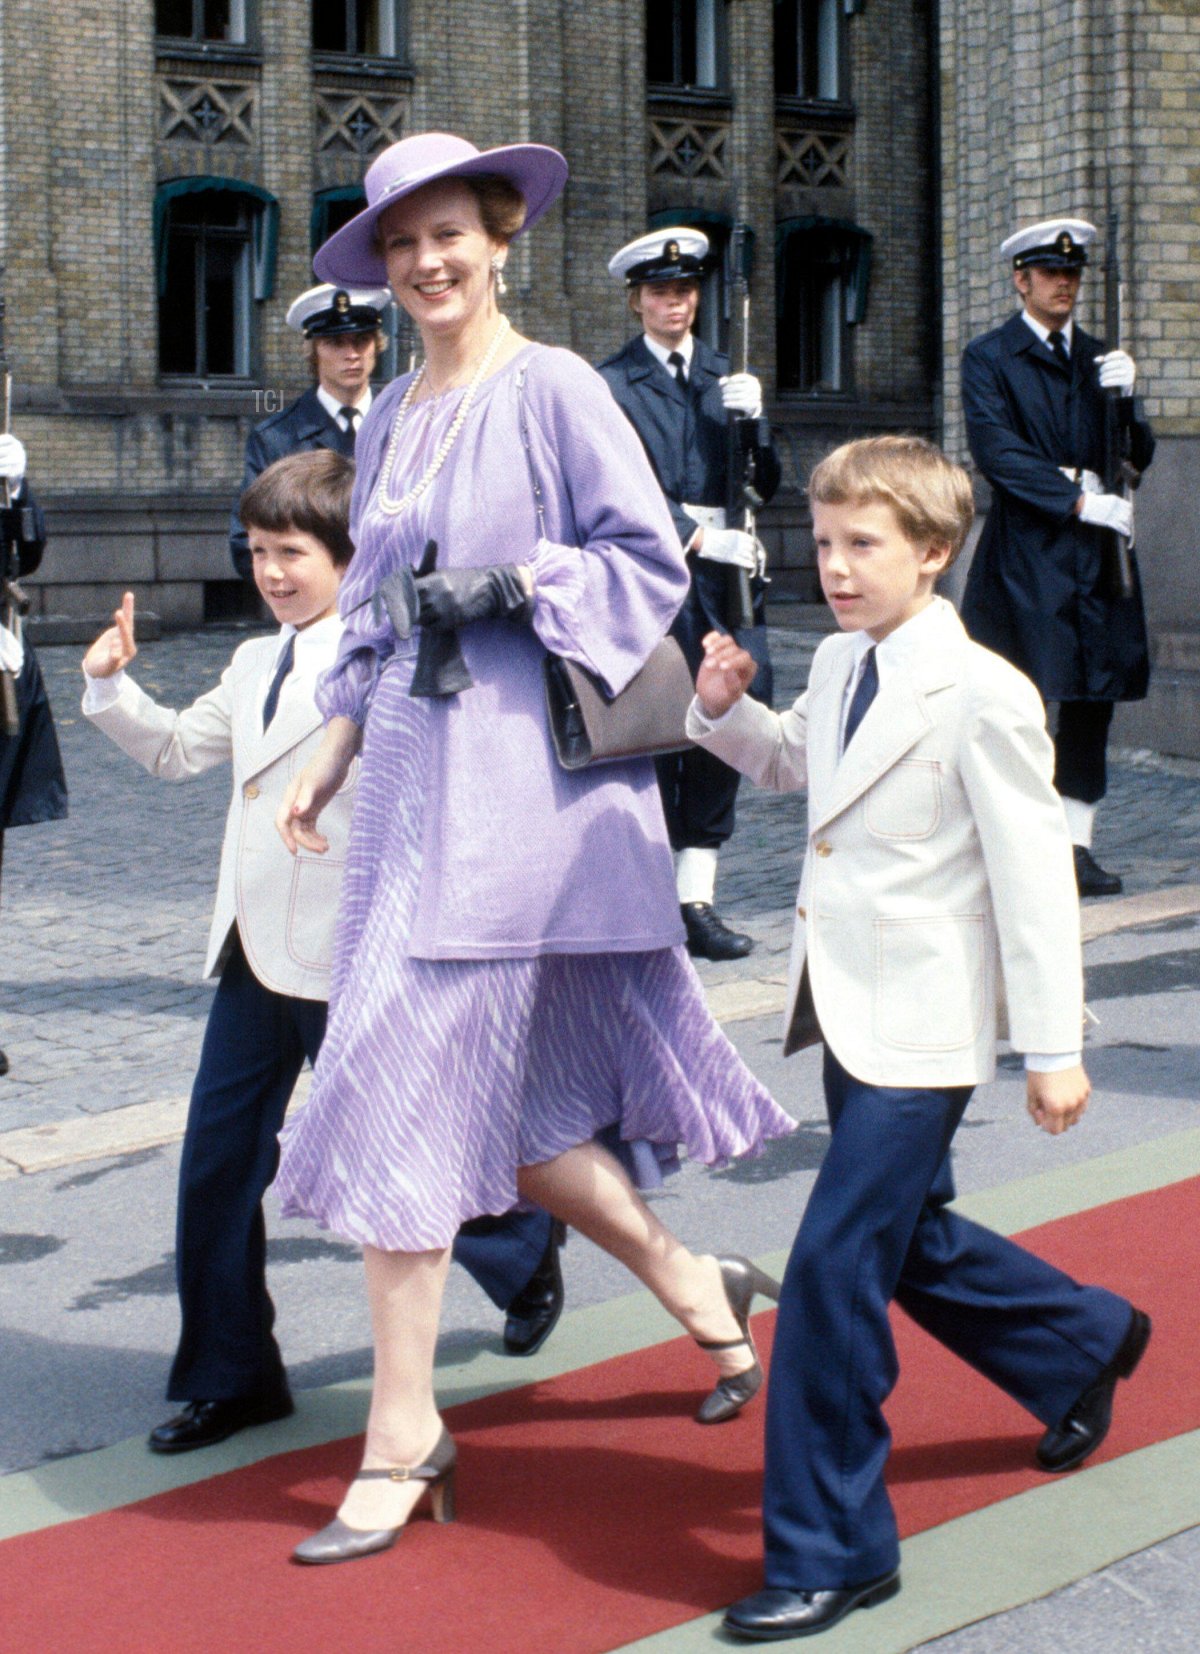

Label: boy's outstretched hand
[1027,1064,1090,1135]
[82,591,137,679]
[696,631,757,719]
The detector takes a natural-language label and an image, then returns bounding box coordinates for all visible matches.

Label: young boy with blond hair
[688,436,1150,1641]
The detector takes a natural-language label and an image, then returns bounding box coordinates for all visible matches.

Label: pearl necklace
[375,314,511,517]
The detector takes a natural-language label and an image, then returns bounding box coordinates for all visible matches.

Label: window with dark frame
[646,0,729,92]
[312,0,407,57]
[158,193,254,378]
[774,0,844,101]
[776,222,870,394]
[155,0,249,44]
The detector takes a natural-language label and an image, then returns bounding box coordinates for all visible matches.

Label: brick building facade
[2,0,936,626]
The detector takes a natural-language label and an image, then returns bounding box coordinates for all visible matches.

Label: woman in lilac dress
[274,132,794,1564]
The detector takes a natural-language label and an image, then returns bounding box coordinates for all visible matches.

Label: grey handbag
[516,365,695,769]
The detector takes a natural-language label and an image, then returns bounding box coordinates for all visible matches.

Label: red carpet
[2,1178,1197,1654]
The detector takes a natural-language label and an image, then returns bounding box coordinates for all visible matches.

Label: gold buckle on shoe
[387,1467,412,1482]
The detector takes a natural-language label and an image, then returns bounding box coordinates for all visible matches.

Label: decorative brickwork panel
[647,114,730,180]
[159,77,255,145]
[776,126,850,187]
[315,90,407,156]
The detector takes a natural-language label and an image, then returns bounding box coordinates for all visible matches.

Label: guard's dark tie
[262,633,296,731]
[1047,330,1070,370]
[338,404,362,440]
[842,646,878,752]
[667,350,688,389]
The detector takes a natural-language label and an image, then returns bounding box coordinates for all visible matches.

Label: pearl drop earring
[491,256,508,297]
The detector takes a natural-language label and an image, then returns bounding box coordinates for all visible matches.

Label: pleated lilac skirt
[275,658,795,1252]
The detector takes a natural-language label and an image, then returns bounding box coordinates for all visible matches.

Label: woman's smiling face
[377,180,502,340]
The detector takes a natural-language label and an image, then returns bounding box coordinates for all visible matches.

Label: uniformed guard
[960,217,1154,896]
[228,283,391,580]
[599,230,781,959]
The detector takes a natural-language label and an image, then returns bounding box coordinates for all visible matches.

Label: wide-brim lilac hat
[313,132,569,286]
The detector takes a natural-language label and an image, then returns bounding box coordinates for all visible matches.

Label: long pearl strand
[375,314,511,517]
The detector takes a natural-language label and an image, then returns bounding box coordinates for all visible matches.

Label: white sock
[1060,795,1096,848]
[676,846,718,905]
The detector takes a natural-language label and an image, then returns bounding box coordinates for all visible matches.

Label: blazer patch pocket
[873,915,986,1051]
[286,854,343,971]
[865,759,942,841]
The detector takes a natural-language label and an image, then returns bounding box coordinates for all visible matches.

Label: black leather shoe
[1073,845,1122,897]
[681,902,753,961]
[724,1571,901,1641]
[0,1048,8,1078]
[148,1390,294,1454]
[503,1220,566,1356]
[1036,1307,1151,1473]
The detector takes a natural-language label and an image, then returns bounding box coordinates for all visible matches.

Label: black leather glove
[414,564,534,633]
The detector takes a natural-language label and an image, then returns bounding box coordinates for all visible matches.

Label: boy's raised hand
[696,630,757,719]
[82,591,137,679]
[1027,1065,1090,1135]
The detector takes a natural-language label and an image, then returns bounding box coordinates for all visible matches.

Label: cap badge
[334,290,350,313]
[1057,231,1073,256]
[665,240,679,262]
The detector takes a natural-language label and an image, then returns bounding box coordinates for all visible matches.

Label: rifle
[1,268,30,739]
[1102,200,1137,599]
[723,223,761,632]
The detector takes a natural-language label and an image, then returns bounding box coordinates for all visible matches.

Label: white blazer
[84,619,356,1000]
[687,599,1083,1087]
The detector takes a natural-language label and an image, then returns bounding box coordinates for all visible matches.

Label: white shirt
[316,383,372,432]
[1020,310,1075,355]
[642,331,694,381]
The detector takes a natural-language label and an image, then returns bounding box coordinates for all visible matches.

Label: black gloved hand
[413,564,534,633]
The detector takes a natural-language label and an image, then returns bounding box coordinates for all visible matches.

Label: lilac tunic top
[323,343,690,958]
[275,345,794,1249]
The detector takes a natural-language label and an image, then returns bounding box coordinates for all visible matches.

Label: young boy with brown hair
[83,450,559,1456]
[687,436,1150,1641]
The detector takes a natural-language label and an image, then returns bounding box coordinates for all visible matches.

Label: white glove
[1078,491,1133,538]
[0,433,27,487]
[1096,350,1136,394]
[696,527,759,570]
[719,373,763,418]
[0,622,24,677]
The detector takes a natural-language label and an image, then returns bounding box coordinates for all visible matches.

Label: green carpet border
[613,1428,1200,1652]
[3,1124,1200,1543]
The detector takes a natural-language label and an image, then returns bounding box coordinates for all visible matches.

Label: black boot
[503,1220,566,1356]
[1073,845,1122,897]
[681,903,753,961]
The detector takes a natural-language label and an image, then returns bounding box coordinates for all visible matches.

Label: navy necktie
[1047,330,1070,370]
[262,633,296,731]
[668,350,687,389]
[842,646,878,751]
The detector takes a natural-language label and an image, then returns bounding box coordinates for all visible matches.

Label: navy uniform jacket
[960,312,1155,703]
[229,386,355,580]
[598,335,780,698]
[2,484,68,829]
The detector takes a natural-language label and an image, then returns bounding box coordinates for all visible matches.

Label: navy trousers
[167,942,553,1402]
[762,1048,1133,1588]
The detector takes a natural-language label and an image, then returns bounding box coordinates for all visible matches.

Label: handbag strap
[515,366,548,541]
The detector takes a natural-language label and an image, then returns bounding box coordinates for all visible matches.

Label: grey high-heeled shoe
[292,1426,457,1565]
[695,1255,782,1425]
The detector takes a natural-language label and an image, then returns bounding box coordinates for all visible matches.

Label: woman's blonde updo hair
[462,174,527,243]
